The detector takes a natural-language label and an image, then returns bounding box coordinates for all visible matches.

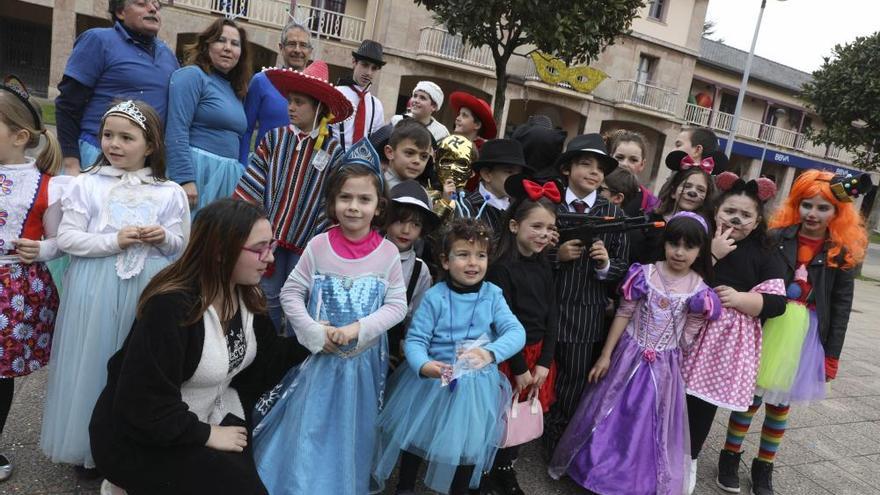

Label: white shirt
[390,114,450,142]
[479,182,510,211]
[332,84,385,150]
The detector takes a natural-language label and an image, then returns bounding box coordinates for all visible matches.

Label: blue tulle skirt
[252,337,388,495]
[372,363,511,493]
[190,146,244,217]
[40,255,169,467]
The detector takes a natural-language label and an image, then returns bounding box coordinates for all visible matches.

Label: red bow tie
[523,179,561,203]
[680,155,715,174]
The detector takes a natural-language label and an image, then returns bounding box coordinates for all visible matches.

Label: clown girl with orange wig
[714,169,871,495]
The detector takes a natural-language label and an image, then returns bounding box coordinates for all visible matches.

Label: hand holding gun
[556,213,666,246]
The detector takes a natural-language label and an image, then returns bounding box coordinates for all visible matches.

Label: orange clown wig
[770,169,868,269]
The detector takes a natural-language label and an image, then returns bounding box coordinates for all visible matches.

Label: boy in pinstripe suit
[545,134,630,451]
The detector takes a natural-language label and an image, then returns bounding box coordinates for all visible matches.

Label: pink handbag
[500,396,543,448]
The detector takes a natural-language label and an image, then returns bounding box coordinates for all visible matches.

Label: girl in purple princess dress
[548,212,721,495]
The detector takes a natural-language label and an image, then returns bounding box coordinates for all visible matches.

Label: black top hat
[352,40,386,67]
[511,117,567,178]
[553,133,618,175]
[389,180,441,229]
[471,139,532,172]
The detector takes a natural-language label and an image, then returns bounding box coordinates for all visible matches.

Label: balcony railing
[615,80,679,115]
[295,4,366,44]
[417,27,494,70]
[682,103,856,164]
[173,0,289,27]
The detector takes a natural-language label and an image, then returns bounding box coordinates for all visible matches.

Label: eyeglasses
[283,41,312,50]
[242,240,278,261]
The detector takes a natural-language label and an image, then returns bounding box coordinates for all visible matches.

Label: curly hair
[770,169,868,269]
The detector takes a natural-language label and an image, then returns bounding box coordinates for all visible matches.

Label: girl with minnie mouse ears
[483,175,563,495]
[681,170,790,494]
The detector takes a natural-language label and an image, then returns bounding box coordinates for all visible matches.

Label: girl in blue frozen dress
[251,138,407,494]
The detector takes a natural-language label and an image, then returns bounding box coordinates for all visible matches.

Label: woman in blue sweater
[165,18,251,214]
[373,218,526,495]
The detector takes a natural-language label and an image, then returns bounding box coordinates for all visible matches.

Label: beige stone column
[744,157,763,180]
[49,0,77,98]
[374,61,402,121]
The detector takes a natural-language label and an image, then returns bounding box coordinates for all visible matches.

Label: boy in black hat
[333,39,387,151]
[545,133,630,450]
[457,138,533,233]
[384,180,440,367]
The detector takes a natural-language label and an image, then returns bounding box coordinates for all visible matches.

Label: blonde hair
[0,91,61,175]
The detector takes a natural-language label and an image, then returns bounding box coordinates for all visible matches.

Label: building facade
[2,0,873,216]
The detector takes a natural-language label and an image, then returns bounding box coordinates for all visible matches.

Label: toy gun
[557,213,666,245]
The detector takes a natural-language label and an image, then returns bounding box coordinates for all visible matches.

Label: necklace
[655,262,688,309]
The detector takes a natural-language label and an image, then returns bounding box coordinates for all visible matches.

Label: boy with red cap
[235,61,353,335]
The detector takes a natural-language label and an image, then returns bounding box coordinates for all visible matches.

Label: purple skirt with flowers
[548,330,689,495]
[0,261,58,377]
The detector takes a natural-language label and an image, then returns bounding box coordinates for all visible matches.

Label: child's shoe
[0,454,11,481]
[750,458,774,495]
[717,449,742,493]
[489,464,524,495]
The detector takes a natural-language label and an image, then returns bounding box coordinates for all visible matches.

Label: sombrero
[449,91,497,139]
[264,61,353,124]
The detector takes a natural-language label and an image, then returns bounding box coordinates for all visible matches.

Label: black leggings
[0,378,13,436]
[687,394,718,458]
[397,451,476,494]
[492,445,519,469]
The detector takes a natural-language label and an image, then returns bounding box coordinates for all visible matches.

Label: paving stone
[795,461,880,495]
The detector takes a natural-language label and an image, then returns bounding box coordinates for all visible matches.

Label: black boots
[750,458,774,495]
[483,464,524,495]
[716,449,742,493]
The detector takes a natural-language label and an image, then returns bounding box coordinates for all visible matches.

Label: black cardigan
[487,253,558,374]
[90,291,308,451]
[713,232,787,321]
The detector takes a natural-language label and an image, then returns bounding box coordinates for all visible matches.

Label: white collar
[289,124,319,139]
[97,166,156,185]
[478,182,510,210]
[564,188,597,210]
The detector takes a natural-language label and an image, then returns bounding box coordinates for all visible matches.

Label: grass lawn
[35,98,56,127]
[872,232,880,245]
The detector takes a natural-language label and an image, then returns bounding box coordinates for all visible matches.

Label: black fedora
[352,40,386,67]
[471,139,533,172]
[389,180,441,230]
[553,133,618,175]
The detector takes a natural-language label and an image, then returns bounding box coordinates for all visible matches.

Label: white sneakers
[100,479,127,495]
[687,458,698,494]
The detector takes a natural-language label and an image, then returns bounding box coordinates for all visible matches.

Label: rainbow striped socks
[723,396,790,463]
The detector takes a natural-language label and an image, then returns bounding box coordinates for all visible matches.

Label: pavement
[2,247,880,494]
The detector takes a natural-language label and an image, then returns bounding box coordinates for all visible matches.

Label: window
[719,93,737,114]
[636,55,657,85]
[648,0,666,20]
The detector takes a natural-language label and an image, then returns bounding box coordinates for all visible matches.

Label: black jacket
[772,226,856,359]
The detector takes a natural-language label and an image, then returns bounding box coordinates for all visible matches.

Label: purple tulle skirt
[548,331,689,495]
[756,304,826,405]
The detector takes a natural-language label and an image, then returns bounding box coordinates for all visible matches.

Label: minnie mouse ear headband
[389,180,441,230]
[715,171,777,202]
[0,75,41,129]
[665,149,729,175]
[669,211,709,234]
[503,174,564,204]
[827,172,873,203]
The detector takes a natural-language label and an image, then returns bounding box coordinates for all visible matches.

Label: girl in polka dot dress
[680,172,787,493]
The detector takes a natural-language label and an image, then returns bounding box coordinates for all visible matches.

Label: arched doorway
[599,120,666,189]
[506,99,585,145]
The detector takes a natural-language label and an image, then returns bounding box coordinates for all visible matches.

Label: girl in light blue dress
[252,138,407,494]
[40,101,189,471]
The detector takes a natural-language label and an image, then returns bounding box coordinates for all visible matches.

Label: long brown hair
[0,89,61,175]
[185,18,252,99]
[137,198,267,324]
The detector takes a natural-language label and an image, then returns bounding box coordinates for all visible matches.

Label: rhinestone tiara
[103,100,147,130]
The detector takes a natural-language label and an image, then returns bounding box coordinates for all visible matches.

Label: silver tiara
[103,100,146,130]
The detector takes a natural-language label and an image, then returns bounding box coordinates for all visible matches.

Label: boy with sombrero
[235,61,353,335]
[333,39,387,151]
[457,138,533,233]
[449,91,497,150]
[545,133,631,451]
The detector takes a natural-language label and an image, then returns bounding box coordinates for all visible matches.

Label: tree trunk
[492,55,510,137]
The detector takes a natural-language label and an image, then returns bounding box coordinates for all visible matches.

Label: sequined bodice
[629,283,693,352]
[307,273,385,350]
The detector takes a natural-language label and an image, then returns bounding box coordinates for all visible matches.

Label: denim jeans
[260,247,300,336]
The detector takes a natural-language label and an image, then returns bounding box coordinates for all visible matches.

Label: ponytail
[35,129,62,175]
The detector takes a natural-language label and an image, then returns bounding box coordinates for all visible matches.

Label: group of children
[0,63,870,495]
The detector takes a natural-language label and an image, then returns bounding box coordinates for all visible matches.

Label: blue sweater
[239,71,290,164]
[405,281,525,375]
[165,66,247,185]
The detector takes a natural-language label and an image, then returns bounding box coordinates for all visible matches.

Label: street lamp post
[724,0,787,158]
